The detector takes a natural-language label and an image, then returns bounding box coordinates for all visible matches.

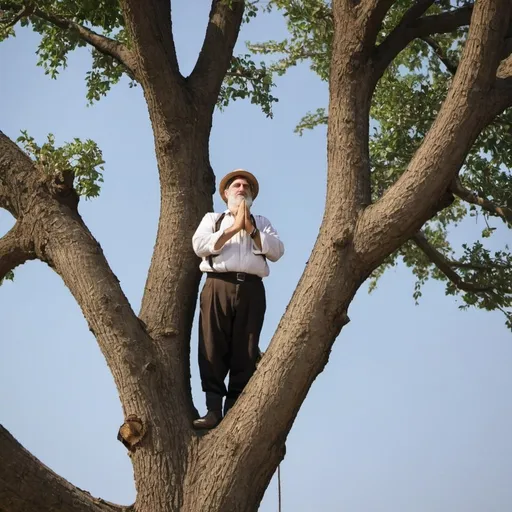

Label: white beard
[227,193,253,210]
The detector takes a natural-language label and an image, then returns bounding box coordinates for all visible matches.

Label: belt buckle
[236,272,246,282]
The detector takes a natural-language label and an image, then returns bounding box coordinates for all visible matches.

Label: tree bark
[0,223,35,280]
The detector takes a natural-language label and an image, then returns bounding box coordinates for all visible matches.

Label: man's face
[226,178,253,207]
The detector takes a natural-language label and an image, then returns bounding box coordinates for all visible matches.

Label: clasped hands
[213,199,259,252]
[232,199,254,234]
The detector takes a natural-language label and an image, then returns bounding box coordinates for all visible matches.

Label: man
[192,169,284,429]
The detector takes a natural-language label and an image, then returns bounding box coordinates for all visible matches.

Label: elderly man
[192,169,284,429]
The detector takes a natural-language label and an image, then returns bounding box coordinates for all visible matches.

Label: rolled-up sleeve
[253,216,284,262]
[192,214,224,258]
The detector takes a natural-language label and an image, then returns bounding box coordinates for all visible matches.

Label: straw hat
[219,169,259,203]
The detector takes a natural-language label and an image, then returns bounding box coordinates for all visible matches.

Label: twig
[450,177,512,225]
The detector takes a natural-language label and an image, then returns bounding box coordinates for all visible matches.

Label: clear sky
[1,3,511,511]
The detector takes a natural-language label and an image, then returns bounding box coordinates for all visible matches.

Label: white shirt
[192,210,284,277]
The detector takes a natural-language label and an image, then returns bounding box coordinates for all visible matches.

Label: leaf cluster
[17,131,105,199]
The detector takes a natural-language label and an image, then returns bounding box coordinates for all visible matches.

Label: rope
[278,464,282,512]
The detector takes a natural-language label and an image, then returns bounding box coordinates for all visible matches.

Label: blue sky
[1,2,511,511]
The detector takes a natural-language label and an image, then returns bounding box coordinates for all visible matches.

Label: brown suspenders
[208,213,265,270]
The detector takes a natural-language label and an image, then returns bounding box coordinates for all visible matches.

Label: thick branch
[359,0,396,18]
[0,130,39,216]
[421,36,458,75]
[411,5,474,37]
[0,132,165,425]
[0,223,35,280]
[398,0,437,24]
[358,0,512,266]
[412,231,494,293]
[0,424,127,512]
[0,2,135,72]
[358,0,397,49]
[35,9,134,70]
[189,0,245,107]
[451,177,512,225]
[374,5,473,81]
[364,0,435,51]
[120,0,180,84]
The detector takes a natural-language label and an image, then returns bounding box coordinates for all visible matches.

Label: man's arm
[192,213,226,258]
[213,225,239,251]
[193,203,245,254]
[251,215,284,262]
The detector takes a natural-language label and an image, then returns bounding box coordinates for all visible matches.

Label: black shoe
[193,410,222,430]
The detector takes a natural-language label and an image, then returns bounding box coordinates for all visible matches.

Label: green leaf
[1,0,128,101]
[17,131,105,199]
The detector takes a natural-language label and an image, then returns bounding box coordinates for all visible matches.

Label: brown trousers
[199,273,266,412]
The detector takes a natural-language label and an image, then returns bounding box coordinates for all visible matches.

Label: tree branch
[35,10,135,71]
[0,223,35,281]
[358,0,512,266]
[421,35,458,75]
[189,0,245,107]
[0,1,32,28]
[0,424,128,512]
[0,1,135,72]
[374,5,473,81]
[357,0,398,49]
[365,0,436,51]
[448,260,510,271]
[411,231,496,293]
[0,130,39,216]
[411,5,474,37]
[399,0,437,24]
[450,177,512,225]
[120,0,180,84]
[0,132,156,408]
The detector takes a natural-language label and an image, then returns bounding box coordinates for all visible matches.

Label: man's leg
[225,279,266,416]
[195,277,235,429]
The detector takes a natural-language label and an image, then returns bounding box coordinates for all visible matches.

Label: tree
[0,1,511,511]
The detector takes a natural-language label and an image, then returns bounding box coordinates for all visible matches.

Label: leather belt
[206,272,262,283]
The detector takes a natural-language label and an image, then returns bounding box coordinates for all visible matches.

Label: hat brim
[219,169,259,202]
